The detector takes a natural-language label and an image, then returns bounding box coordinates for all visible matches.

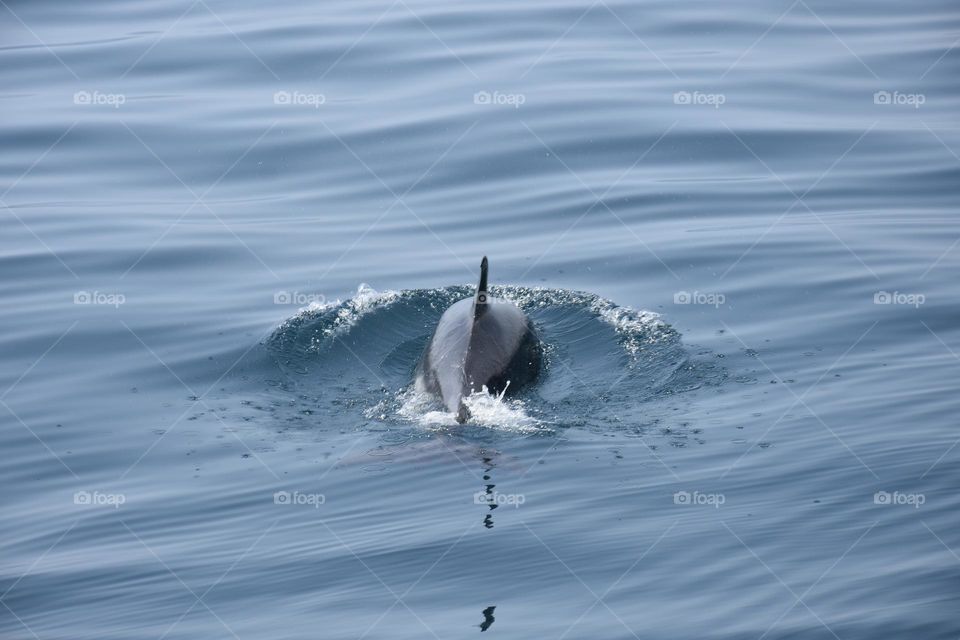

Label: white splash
[303,283,400,337]
[396,386,545,434]
[592,301,666,355]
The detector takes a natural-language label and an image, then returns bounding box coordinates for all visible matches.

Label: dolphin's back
[415,297,473,412]
[415,257,541,421]
[415,296,540,420]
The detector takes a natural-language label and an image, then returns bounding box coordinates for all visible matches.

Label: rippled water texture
[2,0,959,638]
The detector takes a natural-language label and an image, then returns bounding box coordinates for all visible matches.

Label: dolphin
[414,257,542,423]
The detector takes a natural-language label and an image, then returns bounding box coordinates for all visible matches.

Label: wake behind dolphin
[266,268,720,432]
[414,257,542,423]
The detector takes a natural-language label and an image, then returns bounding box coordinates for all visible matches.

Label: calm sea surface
[2,1,959,638]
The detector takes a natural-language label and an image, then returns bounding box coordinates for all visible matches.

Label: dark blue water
[2,0,959,637]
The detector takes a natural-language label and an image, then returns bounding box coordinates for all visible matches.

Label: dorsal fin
[473,256,489,320]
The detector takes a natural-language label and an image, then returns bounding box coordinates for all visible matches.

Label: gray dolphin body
[414,257,542,423]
